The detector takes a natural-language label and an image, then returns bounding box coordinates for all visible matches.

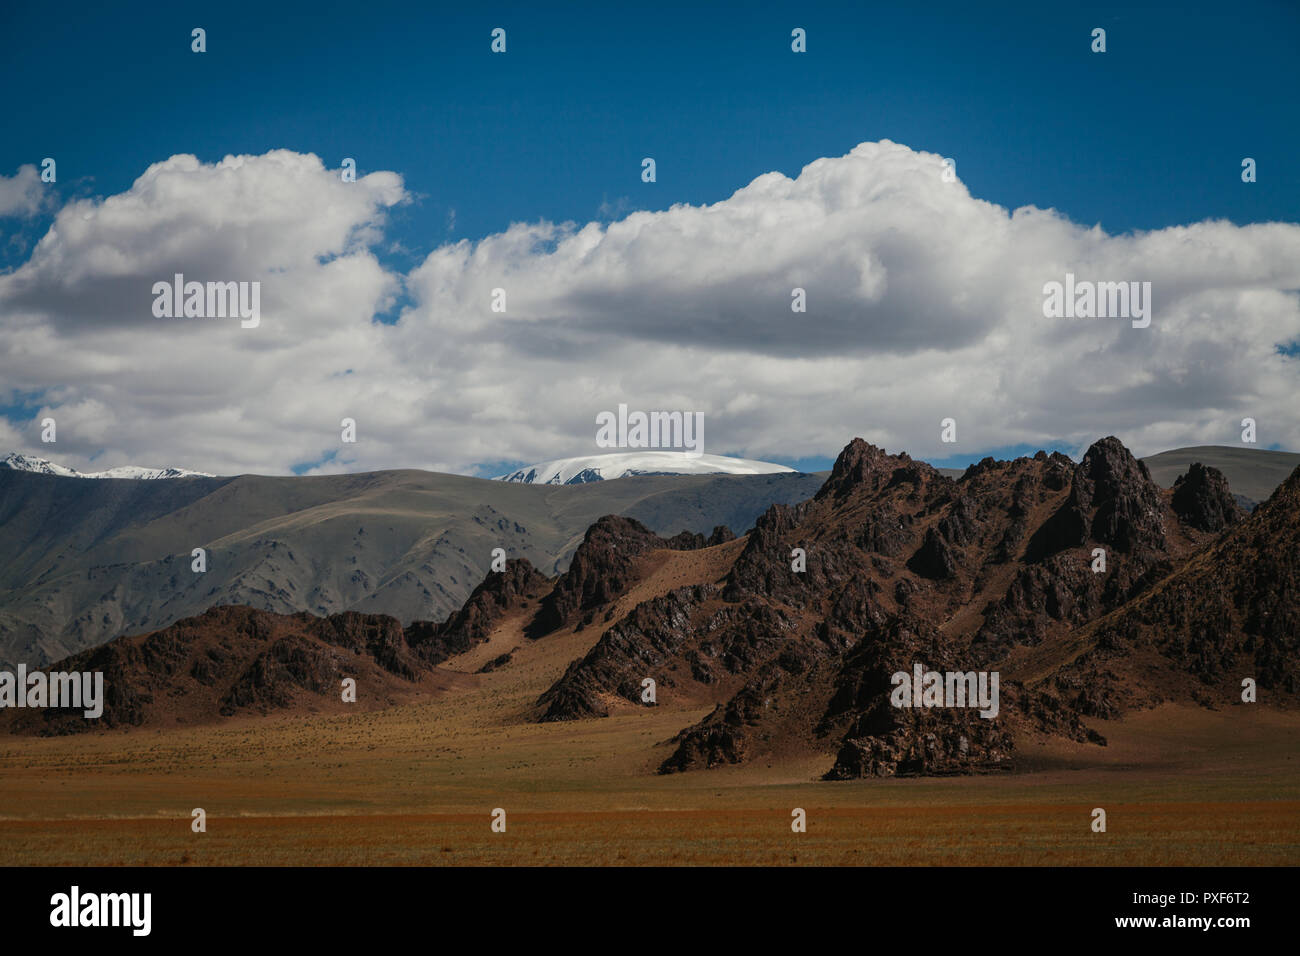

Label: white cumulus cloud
[1,141,1298,475]
[0,165,46,219]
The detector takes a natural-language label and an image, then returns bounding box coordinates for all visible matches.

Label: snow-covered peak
[1,453,81,477]
[1,452,214,479]
[495,451,796,485]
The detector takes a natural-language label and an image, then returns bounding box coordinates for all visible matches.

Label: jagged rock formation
[0,465,823,669]
[1171,461,1245,532]
[12,435,1296,783]
[526,516,672,636]
[1,605,437,735]
[2,560,550,736]
[664,525,736,551]
[529,435,1293,778]
[406,558,548,663]
[1044,464,1300,715]
[526,516,731,636]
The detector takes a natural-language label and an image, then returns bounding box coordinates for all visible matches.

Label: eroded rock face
[526,516,681,637]
[829,724,1014,778]
[308,612,420,678]
[538,586,713,721]
[722,502,810,603]
[907,526,959,580]
[3,559,554,736]
[533,434,1294,778]
[1050,465,1300,715]
[538,583,820,725]
[20,435,1296,779]
[407,558,548,664]
[664,525,736,551]
[659,640,834,772]
[816,625,1010,778]
[1069,436,1168,554]
[1172,462,1244,532]
[971,438,1182,660]
[3,604,437,735]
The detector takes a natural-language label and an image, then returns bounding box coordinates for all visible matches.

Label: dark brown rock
[1172,462,1245,532]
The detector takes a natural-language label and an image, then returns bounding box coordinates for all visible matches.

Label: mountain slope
[525,437,1280,778]
[1026,462,1300,716]
[0,467,822,667]
[1141,445,1300,505]
[12,437,1297,777]
[0,604,459,735]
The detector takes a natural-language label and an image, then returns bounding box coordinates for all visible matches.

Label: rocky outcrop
[536,584,812,722]
[664,525,736,551]
[1048,464,1300,713]
[2,604,441,735]
[1064,436,1168,554]
[535,434,1298,777]
[18,435,1296,781]
[971,438,1189,659]
[538,586,711,720]
[1172,462,1244,532]
[526,516,674,636]
[476,650,514,674]
[527,516,738,638]
[814,438,919,501]
[407,558,548,663]
[659,639,833,772]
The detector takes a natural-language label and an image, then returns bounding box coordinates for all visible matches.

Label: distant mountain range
[0,465,822,667]
[1,442,1295,673]
[1140,445,1300,505]
[10,435,1297,788]
[1,452,213,480]
[495,451,796,484]
[8,445,1297,501]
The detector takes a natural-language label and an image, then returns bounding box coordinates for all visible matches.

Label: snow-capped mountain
[1,453,215,479]
[495,451,796,485]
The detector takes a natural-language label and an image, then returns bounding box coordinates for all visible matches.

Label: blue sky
[2,0,1298,474]
[5,0,1296,251]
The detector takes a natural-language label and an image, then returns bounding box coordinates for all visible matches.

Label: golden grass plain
[1,662,1295,866]
[2,548,1295,867]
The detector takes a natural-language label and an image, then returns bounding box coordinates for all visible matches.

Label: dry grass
[6,801,1296,867]
[2,611,1296,866]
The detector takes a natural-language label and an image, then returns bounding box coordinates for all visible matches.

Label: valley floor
[1,684,1295,865]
